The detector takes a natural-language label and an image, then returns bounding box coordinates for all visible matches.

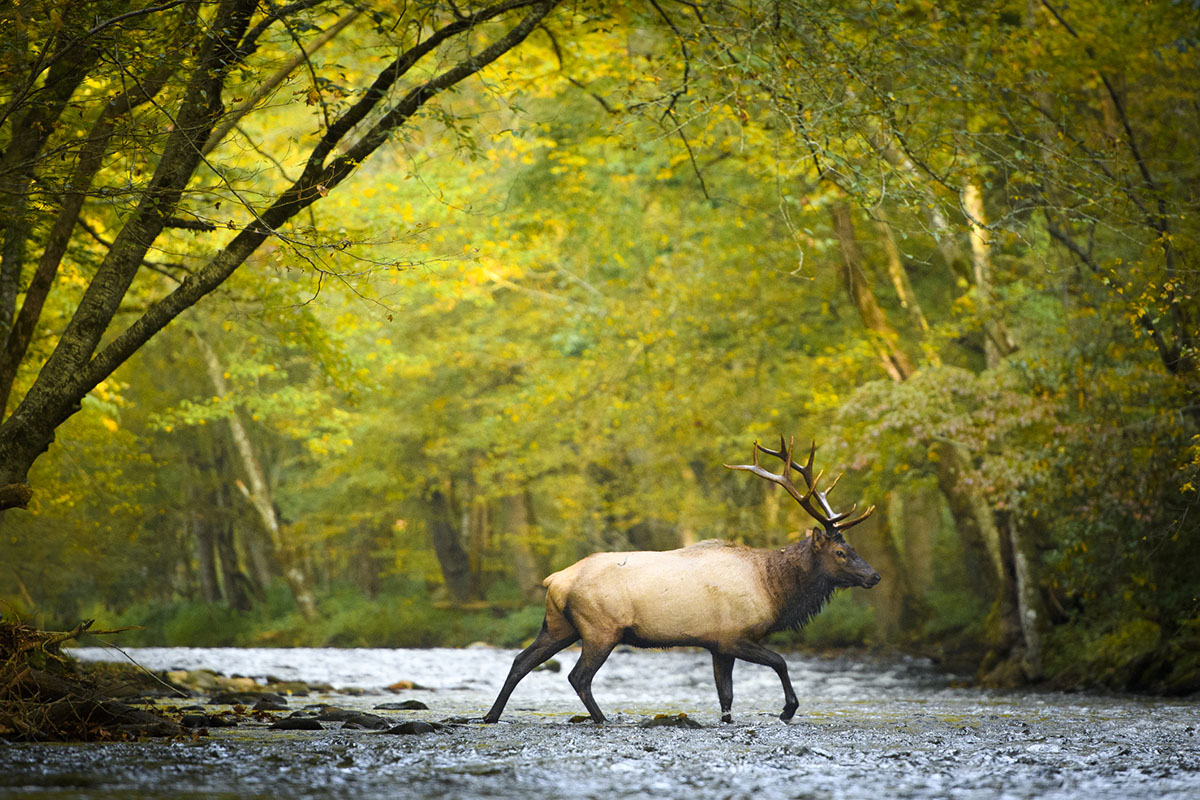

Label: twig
[90,638,189,698]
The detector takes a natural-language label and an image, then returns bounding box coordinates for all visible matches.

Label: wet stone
[374,700,428,711]
[253,696,289,711]
[315,707,390,729]
[312,706,359,721]
[165,669,223,692]
[269,717,324,731]
[180,713,236,729]
[382,721,441,735]
[209,691,288,706]
[640,713,703,729]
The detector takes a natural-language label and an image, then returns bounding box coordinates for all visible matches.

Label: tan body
[544,543,787,647]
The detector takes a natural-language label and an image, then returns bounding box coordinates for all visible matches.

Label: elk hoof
[779,705,798,722]
[721,713,733,724]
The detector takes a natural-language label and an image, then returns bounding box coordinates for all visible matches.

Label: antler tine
[837,504,877,532]
[778,436,793,483]
[826,502,857,524]
[757,437,818,486]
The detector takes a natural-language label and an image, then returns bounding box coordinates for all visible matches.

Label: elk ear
[809,528,830,551]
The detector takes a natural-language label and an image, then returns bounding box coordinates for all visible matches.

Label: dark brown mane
[762,538,838,633]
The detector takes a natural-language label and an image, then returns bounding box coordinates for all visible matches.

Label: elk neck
[762,537,838,633]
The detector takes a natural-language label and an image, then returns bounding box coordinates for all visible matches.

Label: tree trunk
[872,209,941,366]
[677,463,702,547]
[214,520,253,612]
[962,180,1018,366]
[191,512,221,605]
[429,485,476,605]
[830,201,917,381]
[875,139,972,281]
[210,470,253,613]
[935,441,1021,667]
[1006,514,1044,680]
[500,491,543,604]
[195,333,318,620]
[850,505,908,641]
[469,498,490,579]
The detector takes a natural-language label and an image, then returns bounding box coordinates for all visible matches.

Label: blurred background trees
[2,0,1197,692]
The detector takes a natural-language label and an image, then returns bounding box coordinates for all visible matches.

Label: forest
[1,0,1197,694]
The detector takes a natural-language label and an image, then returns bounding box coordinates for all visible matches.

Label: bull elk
[483,436,880,724]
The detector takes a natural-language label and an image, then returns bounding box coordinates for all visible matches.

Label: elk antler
[725,436,875,535]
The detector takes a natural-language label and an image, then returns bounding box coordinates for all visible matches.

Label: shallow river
[2,646,1198,799]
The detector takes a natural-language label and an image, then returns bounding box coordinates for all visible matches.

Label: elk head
[726,436,881,588]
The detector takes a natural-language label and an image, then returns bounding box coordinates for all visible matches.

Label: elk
[482,436,880,724]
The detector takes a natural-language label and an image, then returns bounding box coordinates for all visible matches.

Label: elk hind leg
[484,618,578,723]
[711,651,735,723]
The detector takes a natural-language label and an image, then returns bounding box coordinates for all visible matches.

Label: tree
[0,0,559,511]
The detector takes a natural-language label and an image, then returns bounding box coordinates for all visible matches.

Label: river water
[2,646,1198,799]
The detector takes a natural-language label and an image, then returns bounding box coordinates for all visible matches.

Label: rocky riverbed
[1,646,1197,799]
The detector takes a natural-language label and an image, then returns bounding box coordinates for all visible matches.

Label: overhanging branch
[76,0,559,397]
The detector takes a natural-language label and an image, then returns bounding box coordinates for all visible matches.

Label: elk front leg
[568,638,616,723]
[484,625,578,723]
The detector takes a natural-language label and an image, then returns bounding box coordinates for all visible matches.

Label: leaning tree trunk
[830,201,917,382]
[195,334,318,621]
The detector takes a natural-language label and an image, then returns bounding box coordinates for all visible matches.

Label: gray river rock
[1,646,1197,799]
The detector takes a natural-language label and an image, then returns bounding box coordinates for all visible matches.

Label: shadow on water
[1,647,1197,799]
